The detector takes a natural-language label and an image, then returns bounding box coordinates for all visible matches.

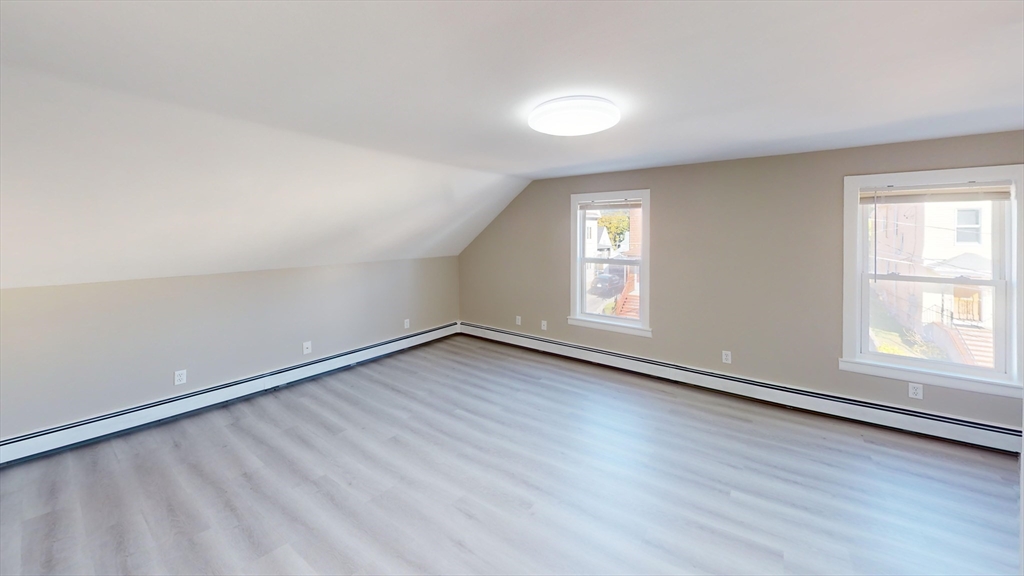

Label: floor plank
[0,335,1019,575]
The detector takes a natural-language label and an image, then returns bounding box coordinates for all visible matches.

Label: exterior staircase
[616,293,640,319]
[614,272,640,319]
[954,325,994,368]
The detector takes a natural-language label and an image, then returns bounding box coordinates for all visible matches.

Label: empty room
[1,1,1022,575]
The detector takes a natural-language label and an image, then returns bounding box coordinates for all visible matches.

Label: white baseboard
[3,320,1018,465]
[0,323,459,465]
[459,322,1022,453]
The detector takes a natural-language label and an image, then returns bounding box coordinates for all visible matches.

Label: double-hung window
[841,165,1023,396]
[956,209,982,243]
[569,190,651,337]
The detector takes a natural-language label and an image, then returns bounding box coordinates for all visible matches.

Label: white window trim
[841,165,1023,398]
[569,189,651,337]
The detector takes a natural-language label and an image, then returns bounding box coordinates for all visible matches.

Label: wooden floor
[0,335,1019,575]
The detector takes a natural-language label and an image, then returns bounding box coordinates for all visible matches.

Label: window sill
[567,316,652,337]
[838,358,1022,398]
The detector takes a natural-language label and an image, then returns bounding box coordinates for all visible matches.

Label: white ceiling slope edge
[0,66,529,289]
[1,1,1021,179]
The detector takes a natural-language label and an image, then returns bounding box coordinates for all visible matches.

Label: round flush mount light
[528,95,620,136]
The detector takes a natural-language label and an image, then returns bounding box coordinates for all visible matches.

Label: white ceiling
[3,1,1021,180]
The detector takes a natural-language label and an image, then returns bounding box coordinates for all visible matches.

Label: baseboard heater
[0,322,460,465]
[459,322,1022,453]
[2,319,1018,465]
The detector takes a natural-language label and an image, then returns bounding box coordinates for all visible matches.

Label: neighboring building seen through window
[864,199,999,368]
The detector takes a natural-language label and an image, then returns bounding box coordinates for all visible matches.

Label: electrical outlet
[174,370,187,386]
[908,383,924,400]
[516,316,521,326]
[303,341,312,355]
[404,319,410,329]
[722,351,732,364]
[541,320,547,331]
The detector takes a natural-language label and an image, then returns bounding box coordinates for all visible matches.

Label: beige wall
[460,131,1024,428]
[0,257,459,439]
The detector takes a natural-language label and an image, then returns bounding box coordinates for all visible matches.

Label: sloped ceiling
[1,1,1022,288]
[0,67,528,288]
[2,1,1021,179]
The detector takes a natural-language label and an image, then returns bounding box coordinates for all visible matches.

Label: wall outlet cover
[909,383,924,399]
[541,320,547,330]
[174,369,187,385]
[722,351,732,364]
[516,316,522,325]
[303,341,312,355]
[404,319,410,329]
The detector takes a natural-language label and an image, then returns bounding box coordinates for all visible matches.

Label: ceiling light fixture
[528,96,620,136]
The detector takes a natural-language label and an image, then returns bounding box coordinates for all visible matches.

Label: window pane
[583,262,640,320]
[867,279,994,368]
[955,228,981,243]
[582,207,642,258]
[956,209,980,226]
[861,201,995,279]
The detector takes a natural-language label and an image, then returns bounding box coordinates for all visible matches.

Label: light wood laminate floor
[0,335,1019,575]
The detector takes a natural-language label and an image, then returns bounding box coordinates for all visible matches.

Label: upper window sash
[860,193,1008,282]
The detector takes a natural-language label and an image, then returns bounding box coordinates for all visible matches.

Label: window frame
[568,189,651,337]
[841,165,1023,398]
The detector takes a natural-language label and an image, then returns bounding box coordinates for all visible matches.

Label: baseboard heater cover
[458,322,1022,453]
[0,322,460,465]
[3,320,1018,464]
